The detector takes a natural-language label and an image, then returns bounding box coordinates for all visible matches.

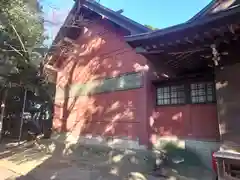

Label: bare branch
[11,24,27,54]
[3,43,24,57]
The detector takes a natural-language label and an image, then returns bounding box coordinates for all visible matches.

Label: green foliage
[161,142,203,167]
[144,24,159,31]
[0,0,52,101]
[0,0,45,47]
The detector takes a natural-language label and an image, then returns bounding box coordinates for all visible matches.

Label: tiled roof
[189,0,240,21]
[83,0,150,34]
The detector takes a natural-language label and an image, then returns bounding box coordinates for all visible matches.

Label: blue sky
[41,0,211,44]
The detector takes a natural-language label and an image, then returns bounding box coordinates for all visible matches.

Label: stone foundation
[51,132,219,169]
[152,136,220,169]
[51,132,147,150]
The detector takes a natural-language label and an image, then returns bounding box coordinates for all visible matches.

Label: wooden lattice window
[157,85,185,105]
[190,82,215,103]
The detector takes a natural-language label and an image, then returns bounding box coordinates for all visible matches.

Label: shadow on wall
[149,103,219,140]
[216,62,240,147]
[50,19,148,144]
[215,79,228,141]
[0,18,157,180]
[216,76,240,147]
[149,109,187,138]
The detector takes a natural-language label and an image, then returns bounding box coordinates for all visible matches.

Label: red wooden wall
[52,18,148,143]
[50,14,219,146]
[149,104,219,141]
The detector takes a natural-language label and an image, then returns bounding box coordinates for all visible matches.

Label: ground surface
[0,139,215,180]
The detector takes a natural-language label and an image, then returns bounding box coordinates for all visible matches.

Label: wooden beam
[131,26,240,55]
[144,54,178,77]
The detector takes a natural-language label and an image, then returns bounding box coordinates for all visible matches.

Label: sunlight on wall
[216,81,228,90]
[172,112,183,121]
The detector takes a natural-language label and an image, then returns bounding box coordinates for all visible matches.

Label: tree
[0,0,53,140]
[0,0,45,47]
[0,0,51,95]
[145,24,159,31]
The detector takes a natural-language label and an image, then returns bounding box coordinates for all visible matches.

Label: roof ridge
[83,0,150,34]
[188,0,218,22]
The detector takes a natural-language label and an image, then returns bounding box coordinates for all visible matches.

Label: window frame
[156,82,188,106]
[67,72,143,97]
[155,78,216,106]
[190,81,216,104]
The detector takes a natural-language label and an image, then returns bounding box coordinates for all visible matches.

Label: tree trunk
[18,89,27,143]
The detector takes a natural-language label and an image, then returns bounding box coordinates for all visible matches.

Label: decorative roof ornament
[211,44,220,66]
